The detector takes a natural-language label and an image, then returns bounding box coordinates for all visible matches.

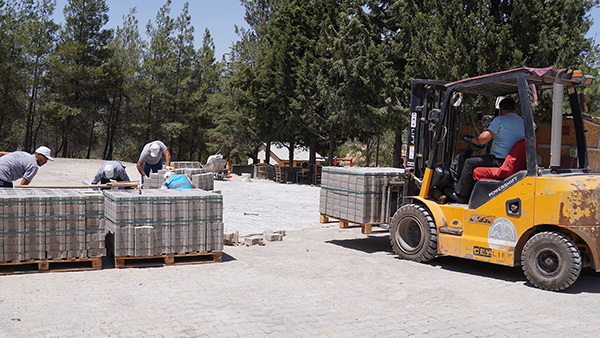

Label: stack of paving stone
[104,189,223,257]
[0,189,105,262]
[171,161,202,169]
[143,166,213,191]
[319,167,405,224]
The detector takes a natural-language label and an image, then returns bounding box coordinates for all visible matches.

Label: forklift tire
[521,231,582,291]
[390,204,437,262]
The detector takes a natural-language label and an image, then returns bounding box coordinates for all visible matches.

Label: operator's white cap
[104,164,114,179]
[35,146,54,161]
[495,96,505,109]
[164,171,174,180]
[149,142,161,157]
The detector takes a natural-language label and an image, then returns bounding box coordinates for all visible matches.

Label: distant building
[251,143,324,166]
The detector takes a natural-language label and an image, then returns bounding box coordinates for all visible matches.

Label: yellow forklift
[392,67,597,291]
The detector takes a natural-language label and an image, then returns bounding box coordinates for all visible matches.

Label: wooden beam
[14,181,140,189]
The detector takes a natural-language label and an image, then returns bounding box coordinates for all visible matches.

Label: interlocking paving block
[319,167,405,224]
[103,189,223,257]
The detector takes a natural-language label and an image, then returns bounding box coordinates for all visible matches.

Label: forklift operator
[448,97,525,203]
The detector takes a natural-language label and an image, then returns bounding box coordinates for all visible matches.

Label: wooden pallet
[320,214,387,234]
[0,256,102,275]
[112,251,222,268]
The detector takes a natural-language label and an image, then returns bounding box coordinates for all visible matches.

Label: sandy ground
[30,157,324,236]
[31,157,141,186]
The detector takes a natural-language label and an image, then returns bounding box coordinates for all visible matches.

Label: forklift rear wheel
[390,204,437,262]
[521,231,582,291]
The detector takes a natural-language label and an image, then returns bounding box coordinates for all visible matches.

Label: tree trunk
[288,140,295,167]
[25,56,41,153]
[376,134,380,167]
[328,132,335,166]
[61,116,71,158]
[265,141,271,165]
[86,118,94,159]
[252,144,259,165]
[393,130,404,168]
[309,134,317,165]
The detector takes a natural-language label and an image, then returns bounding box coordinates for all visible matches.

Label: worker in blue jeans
[136,140,171,182]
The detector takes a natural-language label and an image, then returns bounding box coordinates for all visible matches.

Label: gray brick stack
[0,189,105,262]
[171,161,203,169]
[319,167,405,224]
[104,189,223,257]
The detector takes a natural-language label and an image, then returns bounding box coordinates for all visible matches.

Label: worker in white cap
[91,161,131,189]
[0,146,53,187]
[136,140,171,180]
[161,171,194,189]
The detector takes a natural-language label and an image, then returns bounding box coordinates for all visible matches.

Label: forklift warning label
[468,214,495,225]
[488,218,517,250]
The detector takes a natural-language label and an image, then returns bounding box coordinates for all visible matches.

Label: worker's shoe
[445,188,468,204]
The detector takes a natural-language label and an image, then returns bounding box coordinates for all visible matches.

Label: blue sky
[588,6,600,42]
[53,1,600,61]
[53,0,249,60]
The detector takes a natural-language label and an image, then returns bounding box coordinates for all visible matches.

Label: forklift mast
[405,80,447,196]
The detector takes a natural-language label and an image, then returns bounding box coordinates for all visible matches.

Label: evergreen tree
[19,0,59,153]
[103,8,145,160]
[47,0,112,158]
[0,2,27,149]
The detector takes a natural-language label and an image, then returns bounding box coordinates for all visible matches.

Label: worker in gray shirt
[91,161,131,189]
[136,140,171,179]
[0,146,53,187]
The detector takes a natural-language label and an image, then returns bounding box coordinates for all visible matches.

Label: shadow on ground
[428,256,600,294]
[221,252,236,262]
[428,255,525,283]
[323,233,600,294]
[326,234,394,254]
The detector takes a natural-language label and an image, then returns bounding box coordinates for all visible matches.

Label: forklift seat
[473,139,527,181]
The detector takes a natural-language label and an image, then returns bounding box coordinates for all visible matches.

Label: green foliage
[0,0,598,171]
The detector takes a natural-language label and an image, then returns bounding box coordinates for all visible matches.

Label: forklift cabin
[392,67,598,291]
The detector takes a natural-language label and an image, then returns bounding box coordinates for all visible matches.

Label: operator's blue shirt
[162,174,193,189]
[487,112,525,159]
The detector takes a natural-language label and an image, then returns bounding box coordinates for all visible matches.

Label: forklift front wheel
[521,231,582,291]
[390,204,438,262]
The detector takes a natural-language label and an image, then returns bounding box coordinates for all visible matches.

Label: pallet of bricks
[319,167,405,234]
[0,189,104,274]
[143,161,214,191]
[104,189,223,268]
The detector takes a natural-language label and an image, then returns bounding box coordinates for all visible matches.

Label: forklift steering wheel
[462,134,486,149]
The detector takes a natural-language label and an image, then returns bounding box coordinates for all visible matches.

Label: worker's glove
[166,166,175,171]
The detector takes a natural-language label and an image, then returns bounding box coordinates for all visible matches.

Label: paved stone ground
[215,179,322,236]
[2,167,600,337]
[2,223,600,337]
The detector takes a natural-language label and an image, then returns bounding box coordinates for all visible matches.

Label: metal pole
[550,71,565,170]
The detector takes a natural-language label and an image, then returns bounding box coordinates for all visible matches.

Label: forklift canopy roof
[444,67,585,97]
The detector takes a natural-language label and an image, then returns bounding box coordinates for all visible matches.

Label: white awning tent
[249,143,324,166]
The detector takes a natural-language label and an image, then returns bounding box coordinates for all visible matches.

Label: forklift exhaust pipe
[550,70,565,170]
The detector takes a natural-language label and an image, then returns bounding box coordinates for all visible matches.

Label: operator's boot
[445,187,468,204]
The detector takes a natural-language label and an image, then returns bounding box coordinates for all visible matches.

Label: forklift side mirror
[482,115,493,127]
[451,92,463,107]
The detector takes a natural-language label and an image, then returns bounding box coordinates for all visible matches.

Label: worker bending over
[136,140,171,180]
[161,171,195,189]
[0,146,53,187]
[91,161,131,189]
